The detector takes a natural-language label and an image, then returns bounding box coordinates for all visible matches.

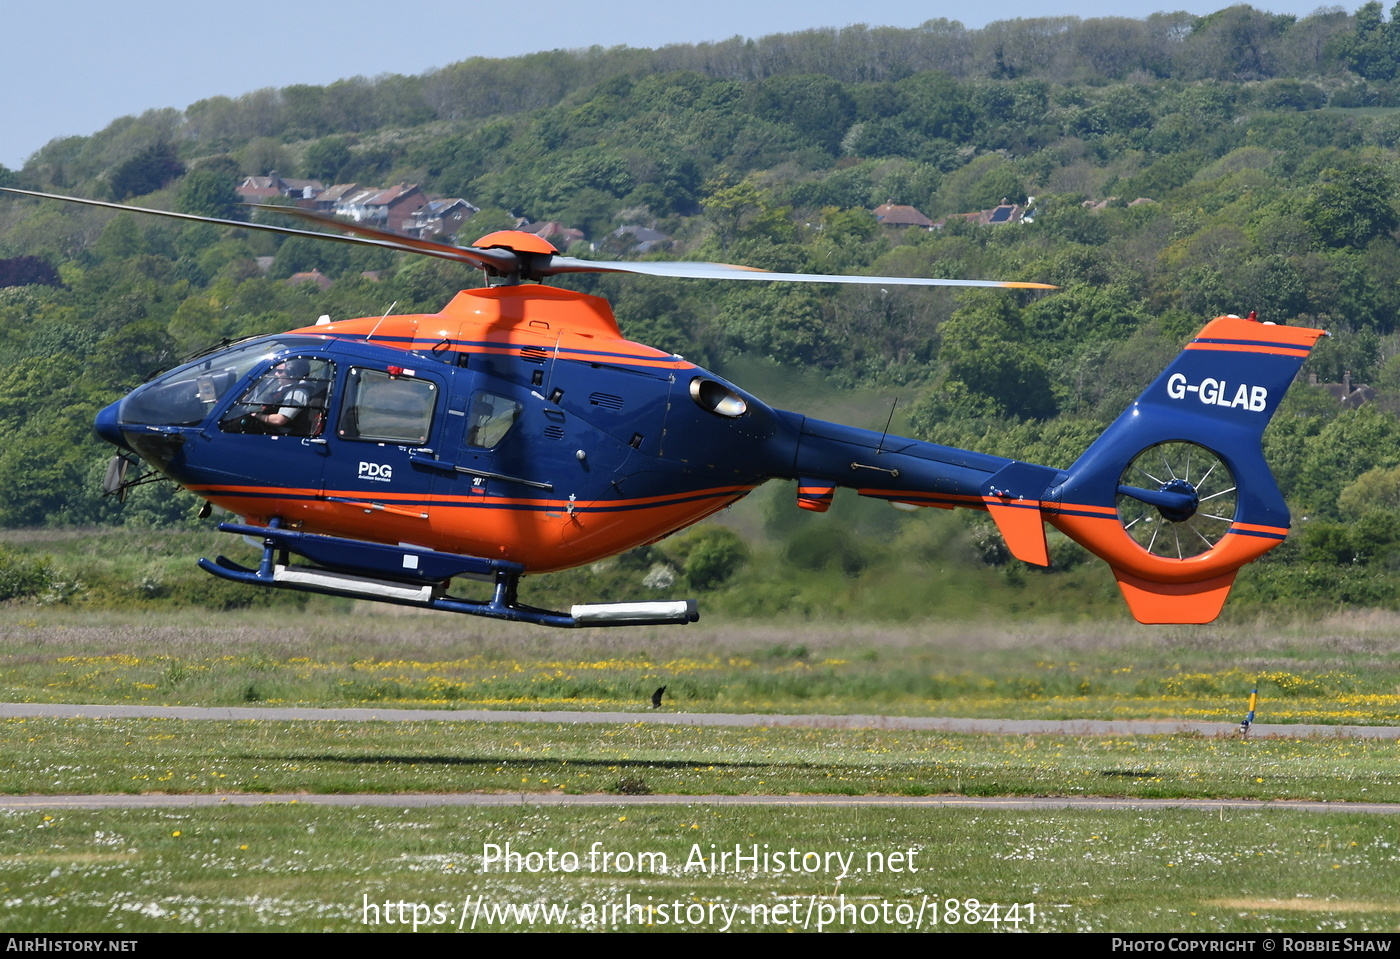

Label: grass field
[3,607,1400,723]
[4,715,1400,802]
[3,804,1399,932]
[2,606,1399,933]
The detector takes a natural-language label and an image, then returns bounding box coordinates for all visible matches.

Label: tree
[1336,1,1400,81]
[717,286,832,366]
[1293,406,1400,516]
[108,142,185,200]
[91,215,148,262]
[1338,464,1400,515]
[931,298,1058,421]
[0,257,62,289]
[176,170,242,220]
[189,154,242,180]
[745,75,856,154]
[1303,165,1400,249]
[669,526,748,590]
[701,176,791,250]
[302,135,353,182]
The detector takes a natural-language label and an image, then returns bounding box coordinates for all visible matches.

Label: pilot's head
[275,358,311,379]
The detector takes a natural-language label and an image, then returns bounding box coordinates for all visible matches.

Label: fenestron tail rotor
[0,187,1056,290]
[1115,441,1239,560]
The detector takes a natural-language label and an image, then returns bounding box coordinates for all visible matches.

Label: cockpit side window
[465,392,523,448]
[337,368,437,444]
[220,358,336,437]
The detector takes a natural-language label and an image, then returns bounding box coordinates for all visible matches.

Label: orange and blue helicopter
[2,187,1327,627]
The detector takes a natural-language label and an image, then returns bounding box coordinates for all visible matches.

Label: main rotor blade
[260,202,523,274]
[0,187,520,275]
[542,256,1057,288]
[1,187,1056,289]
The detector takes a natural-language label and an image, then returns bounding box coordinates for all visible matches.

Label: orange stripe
[456,343,692,370]
[1056,501,1118,518]
[1230,521,1289,536]
[980,495,1039,507]
[1192,317,1328,348]
[191,483,756,510]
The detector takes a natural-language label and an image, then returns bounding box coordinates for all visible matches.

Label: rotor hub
[1156,477,1199,523]
[1116,442,1238,561]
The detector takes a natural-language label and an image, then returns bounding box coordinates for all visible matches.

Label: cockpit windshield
[119,337,324,427]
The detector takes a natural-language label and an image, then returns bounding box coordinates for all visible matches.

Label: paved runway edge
[2,701,1397,739]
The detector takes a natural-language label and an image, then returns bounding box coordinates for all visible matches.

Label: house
[311,182,360,212]
[248,177,472,239]
[516,220,586,247]
[327,183,430,233]
[407,198,479,239]
[364,184,429,233]
[1310,371,1375,408]
[286,269,332,291]
[873,204,934,229]
[608,224,672,253]
[983,203,1025,224]
[235,177,280,204]
[279,177,324,201]
[932,199,1033,229]
[235,173,325,204]
[335,186,386,222]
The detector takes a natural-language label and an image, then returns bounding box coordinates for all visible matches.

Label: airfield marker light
[1239,687,1259,737]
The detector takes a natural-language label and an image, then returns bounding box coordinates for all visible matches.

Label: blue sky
[1,0,1362,170]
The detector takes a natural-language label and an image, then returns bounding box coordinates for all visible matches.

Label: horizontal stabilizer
[1111,568,1238,624]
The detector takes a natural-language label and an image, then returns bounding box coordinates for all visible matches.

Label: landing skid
[197,521,699,628]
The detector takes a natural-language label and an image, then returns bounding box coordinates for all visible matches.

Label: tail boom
[781,316,1324,624]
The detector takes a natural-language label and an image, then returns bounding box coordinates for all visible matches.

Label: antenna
[366,301,398,345]
[876,398,898,455]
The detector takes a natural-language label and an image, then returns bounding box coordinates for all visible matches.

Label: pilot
[253,358,312,432]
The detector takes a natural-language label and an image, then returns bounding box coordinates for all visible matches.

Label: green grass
[2,804,1399,932]
[3,607,1400,723]
[3,716,1400,801]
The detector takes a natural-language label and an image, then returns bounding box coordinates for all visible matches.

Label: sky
[1,0,1365,170]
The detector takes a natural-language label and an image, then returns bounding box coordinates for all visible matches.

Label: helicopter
[1,186,1327,627]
